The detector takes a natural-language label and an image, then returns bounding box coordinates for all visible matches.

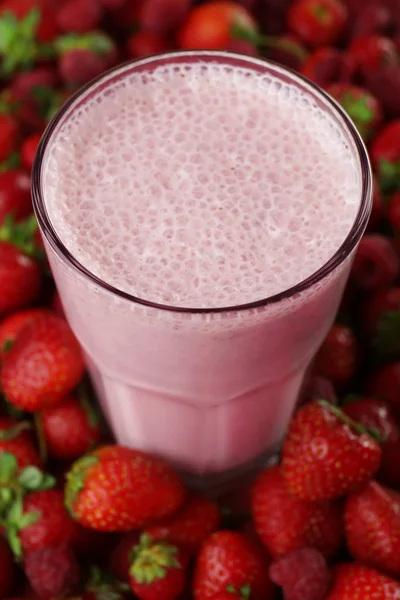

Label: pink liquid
[38,54,366,483]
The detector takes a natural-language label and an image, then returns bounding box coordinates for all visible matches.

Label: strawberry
[108,532,141,583]
[351,234,399,291]
[281,400,382,500]
[144,493,221,555]
[0,112,19,164]
[0,170,32,225]
[129,535,187,600]
[194,530,275,600]
[342,398,400,443]
[126,30,171,59]
[0,242,42,317]
[325,563,400,599]
[0,308,50,359]
[65,445,186,532]
[327,83,382,140]
[0,536,15,598]
[0,0,58,43]
[313,324,358,387]
[348,35,398,73]
[287,0,348,47]
[7,489,78,558]
[1,314,85,412]
[370,120,400,192]
[56,0,103,33]
[378,439,400,489]
[20,134,41,171]
[269,547,331,600]
[300,47,355,89]
[367,362,400,416]
[24,543,81,599]
[251,466,343,559]
[0,418,41,470]
[38,395,102,460]
[345,481,400,577]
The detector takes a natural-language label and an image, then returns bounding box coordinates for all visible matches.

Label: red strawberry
[15,489,78,557]
[342,398,400,443]
[300,47,355,89]
[325,563,400,600]
[378,438,400,489]
[126,30,171,58]
[1,314,85,412]
[0,0,58,43]
[56,0,103,33]
[367,362,400,417]
[108,532,141,582]
[24,543,80,599]
[313,324,358,387]
[9,67,59,131]
[194,530,275,600]
[0,418,41,470]
[139,0,191,36]
[327,84,382,140]
[0,170,32,225]
[65,445,186,532]
[0,242,42,317]
[370,120,400,192]
[0,537,15,598]
[251,466,343,559]
[361,287,400,339]
[281,400,382,500]
[348,35,398,73]
[351,234,399,291]
[287,0,348,47]
[345,481,400,577]
[144,493,221,555]
[269,547,331,600]
[0,113,19,164]
[20,134,41,171]
[129,535,187,600]
[38,395,102,460]
[0,308,50,359]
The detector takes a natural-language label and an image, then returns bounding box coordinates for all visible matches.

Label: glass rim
[31,49,372,315]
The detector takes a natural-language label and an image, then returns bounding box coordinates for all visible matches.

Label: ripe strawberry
[0,242,42,317]
[126,30,171,58]
[325,563,400,600]
[194,530,276,600]
[287,0,348,47]
[144,493,221,555]
[1,314,85,412]
[281,400,382,500]
[0,170,32,225]
[56,0,103,33]
[371,120,400,192]
[0,418,41,470]
[348,35,398,73]
[14,489,78,557]
[343,398,400,442]
[59,48,110,85]
[108,532,141,582]
[300,47,355,89]
[251,466,343,559]
[366,362,400,417]
[351,234,399,291]
[313,324,358,387]
[129,535,187,600]
[38,395,102,460]
[9,67,59,131]
[0,0,58,43]
[345,481,400,577]
[0,308,50,359]
[24,543,80,599]
[21,134,41,171]
[0,113,19,163]
[65,445,186,532]
[139,0,191,36]
[269,547,331,600]
[327,84,382,141]
[0,536,15,597]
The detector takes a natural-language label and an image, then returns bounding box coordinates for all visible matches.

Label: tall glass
[32,51,372,490]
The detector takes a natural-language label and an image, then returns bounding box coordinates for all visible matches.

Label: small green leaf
[0,451,17,482]
[55,32,113,56]
[0,421,30,442]
[6,524,22,559]
[40,473,56,490]
[19,509,41,529]
[0,152,20,173]
[18,467,44,490]
[6,496,23,524]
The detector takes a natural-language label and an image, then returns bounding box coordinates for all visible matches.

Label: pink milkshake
[32,51,371,488]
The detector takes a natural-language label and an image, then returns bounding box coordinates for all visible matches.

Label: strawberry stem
[130,535,181,584]
[33,412,47,464]
[231,22,308,61]
[319,400,386,443]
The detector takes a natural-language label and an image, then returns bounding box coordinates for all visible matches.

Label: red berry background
[1,0,400,599]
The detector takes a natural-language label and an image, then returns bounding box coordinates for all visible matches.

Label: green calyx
[55,32,114,56]
[129,535,181,585]
[319,400,386,443]
[0,214,45,260]
[226,584,252,599]
[31,85,63,122]
[0,9,46,77]
[65,454,99,516]
[338,92,374,139]
[86,565,131,597]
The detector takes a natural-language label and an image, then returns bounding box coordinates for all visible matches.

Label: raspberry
[351,234,399,290]
[24,544,80,599]
[269,547,331,600]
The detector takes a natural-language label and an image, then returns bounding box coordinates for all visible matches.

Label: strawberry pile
[2,0,400,598]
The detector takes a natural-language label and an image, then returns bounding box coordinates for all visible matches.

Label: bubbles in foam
[43,61,362,309]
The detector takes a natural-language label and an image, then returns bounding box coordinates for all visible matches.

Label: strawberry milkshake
[32,51,372,488]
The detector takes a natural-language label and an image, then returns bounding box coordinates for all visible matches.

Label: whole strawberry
[0,418,41,470]
[1,314,85,412]
[345,481,400,577]
[287,0,348,47]
[65,445,186,532]
[325,563,400,599]
[342,398,400,443]
[129,535,187,600]
[145,493,221,555]
[38,395,102,460]
[281,400,382,500]
[0,241,42,317]
[194,530,273,600]
[251,466,343,559]
[0,536,15,598]
[327,83,382,140]
[24,543,80,599]
[313,324,358,388]
[0,308,50,360]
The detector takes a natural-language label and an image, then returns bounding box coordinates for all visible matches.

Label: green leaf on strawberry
[130,534,181,583]
[18,466,55,491]
[4,495,41,559]
[0,421,31,441]
[0,9,41,76]
[0,451,18,483]
[0,152,21,173]
[373,310,400,360]
[0,214,45,260]
[55,32,114,57]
